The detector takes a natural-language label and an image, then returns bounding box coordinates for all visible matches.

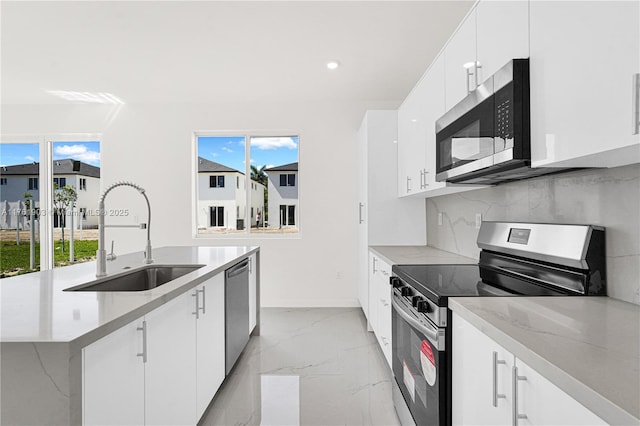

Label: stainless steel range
[390,221,606,426]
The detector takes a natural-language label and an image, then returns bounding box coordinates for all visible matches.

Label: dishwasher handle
[226,259,250,278]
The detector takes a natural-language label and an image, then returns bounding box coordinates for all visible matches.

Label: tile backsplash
[426,163,640,305]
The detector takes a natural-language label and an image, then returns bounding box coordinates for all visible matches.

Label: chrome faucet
[96,181,152,277]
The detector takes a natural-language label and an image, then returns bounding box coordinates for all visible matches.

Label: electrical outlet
[475,213,482,229]
[438,212,443,226]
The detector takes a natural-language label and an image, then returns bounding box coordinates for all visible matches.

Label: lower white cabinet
[368,251,392,368]
[83,273,227,426]
[83,319,145,426]
[452,313,607,426]
[195,274,225,419]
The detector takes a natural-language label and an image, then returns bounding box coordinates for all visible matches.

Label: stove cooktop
[392,264,514,305]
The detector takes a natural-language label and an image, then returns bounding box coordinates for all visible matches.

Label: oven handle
[392,297,443,350]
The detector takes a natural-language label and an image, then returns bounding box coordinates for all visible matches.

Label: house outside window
[279,173,296,187]
[53,177,66,187]
[209,206,224,227]
[80,178,87,190]
[28,177,38,190]
[0,178,6,185]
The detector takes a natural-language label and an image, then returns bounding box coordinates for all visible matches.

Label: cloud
[251,137,297,151]
[209,152,219,157]
[24,155,36,162]
[221,147,233,153]
[53,144,100,165]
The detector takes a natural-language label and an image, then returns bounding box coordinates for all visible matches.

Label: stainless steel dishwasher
[225,258,250,374]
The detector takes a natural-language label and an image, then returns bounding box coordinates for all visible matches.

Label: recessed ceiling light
[326,61,340,70]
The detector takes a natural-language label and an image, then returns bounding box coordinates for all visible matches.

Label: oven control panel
[390,276,446,327]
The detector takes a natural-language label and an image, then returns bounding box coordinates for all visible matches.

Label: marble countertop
[0,245,258,347]
[450,297,640,425]
[369,245,477,266]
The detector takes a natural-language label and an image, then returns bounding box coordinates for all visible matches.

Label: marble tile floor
[199,308,401,426]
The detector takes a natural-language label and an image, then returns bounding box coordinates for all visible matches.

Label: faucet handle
[106,240,117,261]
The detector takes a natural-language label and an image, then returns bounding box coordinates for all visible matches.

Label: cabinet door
[530,1,640,168]
[196,274,226,420]
[145,292,197,426]
[423,54,447,193]
[476,0,529,83]
[397,91,424,196]
[83,318,145,426]
[374,265,392,368]
[249,253,257,332]
[445,11,477,110]
[452,313,512,426]
[368,252,379,333]
[515,358,607,426]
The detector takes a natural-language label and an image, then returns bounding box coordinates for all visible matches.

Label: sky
[0,141,101,167]
[198,136,298,174]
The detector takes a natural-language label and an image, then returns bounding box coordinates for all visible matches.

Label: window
[195,134,299,235]
[0,178,6,185]
[278,205,296,226]
[0,137,101,276]
[80,178,87,190]
[209,175,225,188]
[28,177,38,190]
[209,206,224,227]
[279,173,296,187]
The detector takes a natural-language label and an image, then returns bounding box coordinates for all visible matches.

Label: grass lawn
[1,240,98,277]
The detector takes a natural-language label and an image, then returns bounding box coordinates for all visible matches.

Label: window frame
[0,133,102,271]
[192,131,301,239]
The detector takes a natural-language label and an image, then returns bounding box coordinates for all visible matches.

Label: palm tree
[250,165,268,225]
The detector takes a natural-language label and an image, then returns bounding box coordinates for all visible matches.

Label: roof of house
[0,159,100,178]
[197,157,241,174]
[264,162,298,172]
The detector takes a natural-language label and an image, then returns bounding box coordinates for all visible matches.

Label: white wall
[2,100,389,307]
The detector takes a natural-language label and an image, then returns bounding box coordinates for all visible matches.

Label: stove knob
[416,300,431,313]
[401,287,412,297]
[389,277,401,287]
[411,295,422,307]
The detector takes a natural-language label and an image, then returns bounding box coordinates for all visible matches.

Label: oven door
[391,296,447,426]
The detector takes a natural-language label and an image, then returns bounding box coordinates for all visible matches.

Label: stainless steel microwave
[435,59,564,185]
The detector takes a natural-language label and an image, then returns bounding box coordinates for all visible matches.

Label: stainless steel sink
[64,265,205,292]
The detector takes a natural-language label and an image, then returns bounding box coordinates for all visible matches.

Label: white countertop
[369,245,477,266]
[449,296,640,426]
[0,246,257,346]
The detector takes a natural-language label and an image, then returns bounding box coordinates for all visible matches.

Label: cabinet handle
[475,62,482,89]
[422,169,429,189]
[406,176,412,193]
[512,366,528,425]
[633,73,640,135]
[198,287,206,314]
[380,298,389,307]
[492,351,507,407]
[249,256,252,274]
[381,336,389,346]
[136,321,147,363]
[358,202,365,224]
[372,257,378,274]
[192,290,200,319]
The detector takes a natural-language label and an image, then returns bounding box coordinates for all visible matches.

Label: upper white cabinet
[357,111,425,321]
[475,0,529,83]
[452,313,608,426]
[529,1,640,168]
[445,11,477,111]
[398,81,426,196]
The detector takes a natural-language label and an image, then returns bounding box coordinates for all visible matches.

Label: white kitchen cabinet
[357,111,425,322]
[445,11,477,111]
[249,252,257,332]
[452,313,607,426]
[368,251,392,368]
[145,290,197,426]
[529,1,640,168]
[83,319,145,426]
[475,0,529,84]
[397,80,427,197]
[195,274,225,419]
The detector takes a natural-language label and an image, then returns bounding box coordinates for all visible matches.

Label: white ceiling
[1,1,473,106]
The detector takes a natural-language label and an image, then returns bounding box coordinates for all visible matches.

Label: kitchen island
[0,245,259,425]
